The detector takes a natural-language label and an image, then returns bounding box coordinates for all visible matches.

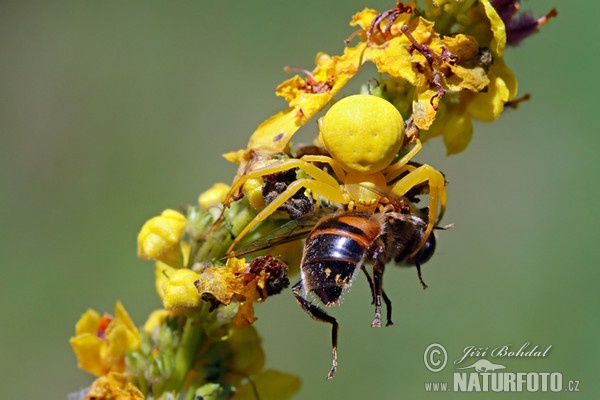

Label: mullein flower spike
[71,1,554,398]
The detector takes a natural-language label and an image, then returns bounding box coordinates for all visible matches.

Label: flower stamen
[283,65,333,94]
[401,25,440,67]
[504,93,531,109]
[367,1,413,43]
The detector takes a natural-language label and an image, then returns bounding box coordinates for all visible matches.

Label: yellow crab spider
[224,94,446,255]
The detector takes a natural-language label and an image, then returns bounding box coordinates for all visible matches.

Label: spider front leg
[389,163,447,255]
[227,175,348,255]
[220,157,346,254]
[225,157,341,207]
[382,138,423,183]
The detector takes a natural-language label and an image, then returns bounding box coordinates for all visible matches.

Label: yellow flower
[161,269,203,313]
[198,183,230,210]
[361,11,501,131]
[194,256,289,327]
[224,0,530,163]
[152,240,199,314]
[70,301,141,377]
[223,325,265,379]
[83,371,144,400]
[422,56,517,154]
[137,209,187,268]
[223,44,364,178]
[354,2,521,153]
[154,260,175,301]
[142,309,171,335]
[195,258,252,324]
[232,370,301,400]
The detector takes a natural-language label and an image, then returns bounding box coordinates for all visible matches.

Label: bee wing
[227,215,321,258]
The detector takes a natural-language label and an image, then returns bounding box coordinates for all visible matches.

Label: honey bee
[293,199,445,379]
[231,195,449,380]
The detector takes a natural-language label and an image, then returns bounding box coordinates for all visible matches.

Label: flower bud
[161,269,202,313]
[198,183,230,210]
[137,209,186,267]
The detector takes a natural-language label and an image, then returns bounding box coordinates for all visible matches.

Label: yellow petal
[103,325,131,374]
[242,177,267,210]
[154,261,175,301]
[245,108,300,154]
[244,45,364,157]
[364,36,418,84]
[465,74,510,122]
[478,0,506,55]
[493,56,518,100]
[198,183,230,210]
[195,267,238,306]
[412,86,439,130]
[442,111,474,155]
[75,309,102,336]
[233,293,258,327]
[349,8,378,31]
[91,302,140,374]
[447,64,490,92]
[70,333,107,377]
[114,301,139,339]
[222,149,247,165]
[143,309,170,333]
[275,75,306,103]
[225,325,265,377]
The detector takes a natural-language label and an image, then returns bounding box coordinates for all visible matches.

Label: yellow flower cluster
[72,180,299,399]
[225,0,552,173]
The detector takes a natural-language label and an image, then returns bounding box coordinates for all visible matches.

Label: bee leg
[292,281,339,380]
[415,259,428,289]
[382,289,393,326]
[371,260,386,328]
[361,266,393,326]
[361,265,376,304]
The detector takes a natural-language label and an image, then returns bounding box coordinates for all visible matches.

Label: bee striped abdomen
[301,213,383,305]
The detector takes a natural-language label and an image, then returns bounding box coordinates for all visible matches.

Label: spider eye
[319,94,404,174]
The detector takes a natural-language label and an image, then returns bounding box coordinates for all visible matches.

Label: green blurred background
[1,1,598,399]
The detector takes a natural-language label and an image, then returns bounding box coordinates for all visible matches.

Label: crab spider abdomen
[319,94,404,174]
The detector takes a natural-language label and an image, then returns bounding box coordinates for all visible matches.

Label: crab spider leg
[225,158,341,207]
[383,163,416,184]
[300,155,346,182]
[389,164,446,255]
[226,177,349,254]
[382,139,423,179]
